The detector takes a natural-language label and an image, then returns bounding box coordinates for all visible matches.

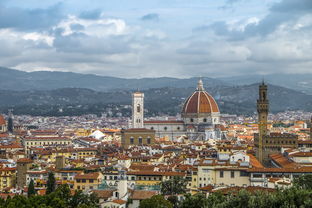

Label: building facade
[121,128,155,149]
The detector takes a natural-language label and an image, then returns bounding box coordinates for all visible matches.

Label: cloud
[206,0,312,39]
[141,13,159,22]
[0,3,64,30]
[79,9,102,20]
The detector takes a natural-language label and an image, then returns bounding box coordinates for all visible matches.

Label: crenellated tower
[256,81,269,164]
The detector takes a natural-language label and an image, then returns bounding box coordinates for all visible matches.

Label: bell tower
[132,92,144,128]
[256,81,269,164]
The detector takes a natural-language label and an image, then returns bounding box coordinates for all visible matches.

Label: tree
[46,172,56,194]
[180,193,208,208]
[160,176,187,196]
[139,195,173,208]
[294,174,312,189]
[28,179,36,197]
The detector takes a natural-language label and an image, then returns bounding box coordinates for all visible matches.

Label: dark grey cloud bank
[0,3,64,30]
[0,0,311,78]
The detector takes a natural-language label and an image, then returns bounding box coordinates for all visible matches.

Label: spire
[197,77,204,91]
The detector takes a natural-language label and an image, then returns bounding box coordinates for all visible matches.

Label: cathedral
[131,79,226,141]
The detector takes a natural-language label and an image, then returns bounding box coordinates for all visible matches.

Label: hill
[0,67,226,91]
[0,84,311,116]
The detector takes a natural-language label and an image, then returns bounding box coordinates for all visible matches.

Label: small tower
[256,81,269,164]
[16,158,32,188]
[132,92,144,128]
[55,155,65,170]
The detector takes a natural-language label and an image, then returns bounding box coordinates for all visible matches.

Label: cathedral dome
[0,115,5,125]
[182,79,219,114]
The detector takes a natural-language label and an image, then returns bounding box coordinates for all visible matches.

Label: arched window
[137,104,141,113]
[203,118,207,122]
[190,118,194,122]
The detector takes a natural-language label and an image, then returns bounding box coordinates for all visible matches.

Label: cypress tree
[27,179,36,197]
[7,117,13,133]
[46,172,56,194]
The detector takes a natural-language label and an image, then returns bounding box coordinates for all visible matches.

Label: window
[147,138,151,144]
[220,171,224,178]
[82,179,86,183]
[151,127,154,130]
[240,171,249,177]
[190,118,194,122]
[164,127,167,131]
[231,171,235,178]
[203,118,207,122]
[177,127,180,130]
[89,179,94,183]
[139,138,142,144]
[130,138,134,144]
[137,104,141,113]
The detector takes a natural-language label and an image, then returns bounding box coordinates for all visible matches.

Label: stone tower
[55,155,65,170]
[256,81,269,164]
[16,158,32,188]
[132,92,144,128]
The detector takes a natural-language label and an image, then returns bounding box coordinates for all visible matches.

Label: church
[131,79,226,141]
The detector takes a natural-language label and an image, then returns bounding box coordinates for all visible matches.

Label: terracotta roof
[144,120,184,124]
[122,128,155,132]
[130,190,158,200]
[182,88,219,114]
[17,158,33,163]
[0,115,6,125]
[199,185,214,192]
[290,152,312,157]
[25,137,70,140]
[112,199,127,205]
[248,154,264,168]
[92,190,114,199]
[270,154,297,168]
[247,167,312,173]
[75,172,100,180]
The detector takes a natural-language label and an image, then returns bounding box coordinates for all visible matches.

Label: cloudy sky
[0,0,312,78]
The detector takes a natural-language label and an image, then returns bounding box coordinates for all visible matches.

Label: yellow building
[0,167,16,191]
[121,128,155,149]
[74,172,103,191]
[191,160,250,190]
[23,137,72,152]
[75,128,92,137]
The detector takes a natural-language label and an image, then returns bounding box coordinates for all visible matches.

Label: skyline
[0,0,312,78]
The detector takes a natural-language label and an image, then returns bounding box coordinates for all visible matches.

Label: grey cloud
[141,13,159,21]
[79,9,102,19]
[0,3,64,30]
[70,24,85,31]
[53,33,132,54]
[204,0,312,39]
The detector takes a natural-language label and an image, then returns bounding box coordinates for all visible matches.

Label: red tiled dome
[0,115,5,125]
[182,79,219,114]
